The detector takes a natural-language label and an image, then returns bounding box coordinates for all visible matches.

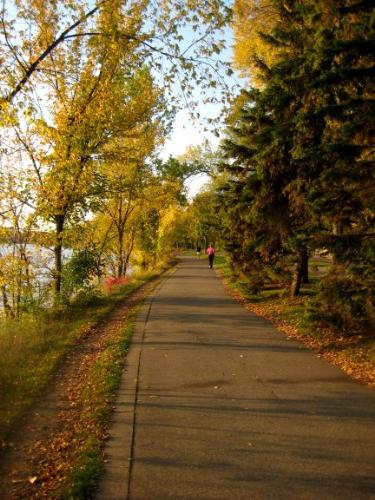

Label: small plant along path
[98,256,375,500]
[0,277,163,499]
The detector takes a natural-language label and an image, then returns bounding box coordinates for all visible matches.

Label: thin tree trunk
[96,222,113,282]
[19,246,33,300]
[123,230,135,277]
[117,227,125,277]
[333,221,344,236]
[15,268,22,318]
[1,286,14,318]
[290,251,304,298]
[54,215,65,296]
[332,221,344,265]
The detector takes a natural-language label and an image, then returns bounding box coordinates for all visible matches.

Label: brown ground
[0,280,158,499]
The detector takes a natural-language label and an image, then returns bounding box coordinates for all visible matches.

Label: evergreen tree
[221,2,317,296]
[220,0,374,328]
[292,0,375,332]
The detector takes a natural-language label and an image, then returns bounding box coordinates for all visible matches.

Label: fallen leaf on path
[28,476,37,485]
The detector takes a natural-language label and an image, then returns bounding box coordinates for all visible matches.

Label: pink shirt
[206,247,215,256]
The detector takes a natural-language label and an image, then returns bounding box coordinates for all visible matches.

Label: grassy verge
[60,316,137,498]
[214,255,375,387]
[0,268,168,446]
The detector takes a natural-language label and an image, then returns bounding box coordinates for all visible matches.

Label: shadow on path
[97,256,375,500]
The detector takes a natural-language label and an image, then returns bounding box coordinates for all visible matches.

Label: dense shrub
[307,269,375,336]
[62,250,102,302]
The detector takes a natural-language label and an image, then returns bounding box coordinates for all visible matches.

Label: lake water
[0,244,72,282]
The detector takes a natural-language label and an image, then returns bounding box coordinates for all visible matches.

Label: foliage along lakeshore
[0,0,374,496]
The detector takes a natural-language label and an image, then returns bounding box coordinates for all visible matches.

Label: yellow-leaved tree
[1,0,234,301]
[232,0,279,86]
[17,0,152,295]
[93,67,166,278]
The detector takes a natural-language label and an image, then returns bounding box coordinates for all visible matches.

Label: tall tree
[34,1,144,294]
[220,0,375,321]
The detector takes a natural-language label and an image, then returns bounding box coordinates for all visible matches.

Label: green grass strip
[60,317,137,499]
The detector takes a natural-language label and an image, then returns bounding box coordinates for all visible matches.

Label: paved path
[97,257,375,500]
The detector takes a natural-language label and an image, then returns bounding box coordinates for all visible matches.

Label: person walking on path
[206,243,215,268]
[196,245,201,258]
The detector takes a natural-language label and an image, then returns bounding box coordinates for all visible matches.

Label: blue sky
[158,26,240,197]
[159,109,219,197]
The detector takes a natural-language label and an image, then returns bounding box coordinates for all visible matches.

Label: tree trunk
[54,215,65,296]
[1,286,14,318]
[332,221,344,236]
[15,269,22,318]
[117,227,125,277]
[117,256,124,278]
[332,221,344,265]
[95,222,113,282]
[290,251,304,298]
[19,245,33,300]
[123,230,135,277]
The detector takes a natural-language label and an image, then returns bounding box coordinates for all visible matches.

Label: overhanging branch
[2,0,108,106]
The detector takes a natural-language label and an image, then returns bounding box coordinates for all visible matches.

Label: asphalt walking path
[97,256,375,500]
